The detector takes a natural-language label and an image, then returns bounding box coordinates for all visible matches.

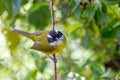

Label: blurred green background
[0,0,120,80]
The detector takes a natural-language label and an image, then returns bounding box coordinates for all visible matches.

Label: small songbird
[12,29,66,54]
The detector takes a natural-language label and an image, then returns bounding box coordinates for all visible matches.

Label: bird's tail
[12,29,35,41]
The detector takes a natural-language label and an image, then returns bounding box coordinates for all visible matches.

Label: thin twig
[53,54,57,80]
[50,0,57,80]
[50,0,55,30]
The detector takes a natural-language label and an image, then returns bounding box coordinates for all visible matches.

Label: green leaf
[115,72,120,80]
[108,5,120,18]
[111,25,120,39]
[108,18,119,29]
[4,0,22,16]
[73,6,81,19]
[11,0,22,16]
[94,8,101,25]
[31,51,41,59]
[24,69,38,80]
[94,8,108,26]
[103,0,119,5]
[101,71,114,79]
[83,6,95,19]
[72,0,81,19]
[68,0,75,9]
[28,2,50,29]
[82,31,89,48]
[101,1,107,13]
[0,0,5,15]
[66,22,82,34]
[90,63,103,78]
[35,60,48,73]
[101,18,120,38]
[81,29,96,48]
[57,0,75,18]
[93,0,101,9]
[2,27,20,53]
[101,27,111,38]
[22,0,28,5]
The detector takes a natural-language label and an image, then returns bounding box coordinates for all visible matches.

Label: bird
[12,29,66,54]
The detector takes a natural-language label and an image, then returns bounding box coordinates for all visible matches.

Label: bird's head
[47,30,65,46]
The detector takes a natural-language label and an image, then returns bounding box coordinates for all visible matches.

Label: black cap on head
[47,30,64,43]
[49,30,58,38]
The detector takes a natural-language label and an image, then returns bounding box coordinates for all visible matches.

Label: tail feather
[12,29,35,40]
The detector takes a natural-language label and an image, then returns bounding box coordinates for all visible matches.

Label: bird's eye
[57,31,63,38]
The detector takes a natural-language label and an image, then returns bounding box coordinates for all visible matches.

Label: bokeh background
[0,0,120,80]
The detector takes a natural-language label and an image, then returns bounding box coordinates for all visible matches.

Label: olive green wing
[12,29,43,41]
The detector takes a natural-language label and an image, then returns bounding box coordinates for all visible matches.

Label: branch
[53,54,57,80]
[50,0,55,30]
[49,0,57,80]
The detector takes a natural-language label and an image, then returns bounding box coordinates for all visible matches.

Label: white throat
[49,35,64,46]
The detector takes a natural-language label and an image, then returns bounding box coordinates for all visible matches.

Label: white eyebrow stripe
[55,30,58,33]
[47,34,53,38]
